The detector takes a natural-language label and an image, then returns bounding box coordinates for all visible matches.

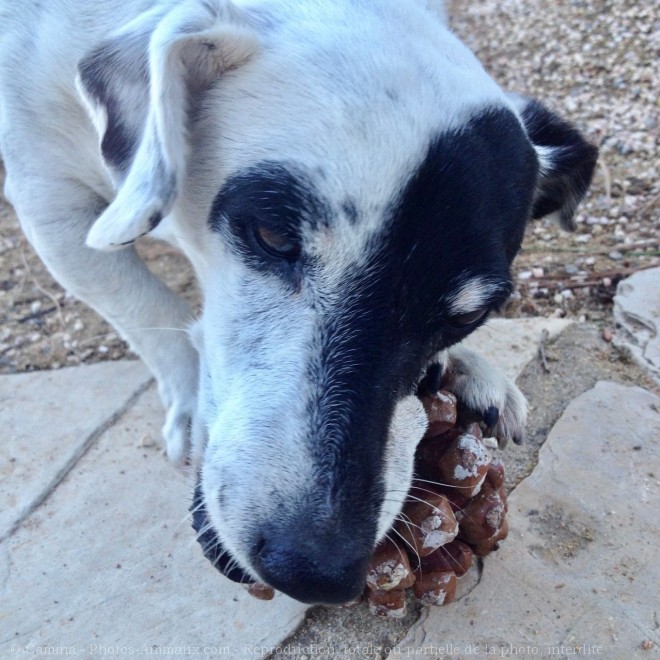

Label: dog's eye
[449,308,487,327]
[253,224,301,261]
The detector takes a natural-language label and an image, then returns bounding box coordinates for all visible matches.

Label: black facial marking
[307,107,539,518]
[209,162,329,284]
[369,105,538,350]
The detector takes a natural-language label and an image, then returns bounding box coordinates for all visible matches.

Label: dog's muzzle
[191,482,370,604]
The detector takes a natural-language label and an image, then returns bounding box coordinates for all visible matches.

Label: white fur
[534,145,556,177]
[378,396,428,541]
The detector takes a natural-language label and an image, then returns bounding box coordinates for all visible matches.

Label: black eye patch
[208,162,328,278]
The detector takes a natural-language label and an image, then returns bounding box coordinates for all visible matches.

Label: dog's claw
[512,429,526,446]
[417,362,443,397]
[482,406,499,428]
[434,346,528,453]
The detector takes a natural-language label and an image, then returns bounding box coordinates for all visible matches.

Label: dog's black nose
[252,531,369,604]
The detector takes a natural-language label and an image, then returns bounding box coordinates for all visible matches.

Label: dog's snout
[252,528,369,605]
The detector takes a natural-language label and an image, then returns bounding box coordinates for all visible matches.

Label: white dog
[0,0,596,603]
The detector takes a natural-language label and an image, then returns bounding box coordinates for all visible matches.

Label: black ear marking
[521,100,599,231]
[78,32,151,176]
[80,2,261,251]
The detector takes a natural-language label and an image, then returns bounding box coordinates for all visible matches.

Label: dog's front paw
[161,397,197,467]
[157,363,199,467]
[436,345,528,448]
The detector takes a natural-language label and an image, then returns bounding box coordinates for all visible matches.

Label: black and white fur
[0,0,597,604]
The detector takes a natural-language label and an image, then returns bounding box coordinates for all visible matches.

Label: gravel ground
[449,0,659,322]
[1,0,658,377]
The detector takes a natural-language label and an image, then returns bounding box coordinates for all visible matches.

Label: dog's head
[78,0,597,603]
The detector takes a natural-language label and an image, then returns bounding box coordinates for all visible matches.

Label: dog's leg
[12,178,198,466]
[430,345,528,447]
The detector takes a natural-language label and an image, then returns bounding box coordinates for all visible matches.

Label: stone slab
[613,267,660,385]
[0,361,152,541]
[0,385,308,658]
[0,317,576,657]
[462,317,572,381]
[390,381,660,659]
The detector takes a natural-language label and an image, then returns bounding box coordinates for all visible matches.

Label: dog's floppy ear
[77,0,259,250]
[513,97,599,231]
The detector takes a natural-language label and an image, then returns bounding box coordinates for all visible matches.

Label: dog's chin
[190,483,253,585]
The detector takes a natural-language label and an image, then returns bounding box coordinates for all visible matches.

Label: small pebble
[139,435,156,448]
[608,251,624,261]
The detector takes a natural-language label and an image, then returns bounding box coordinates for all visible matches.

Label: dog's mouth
[190,483,253,585]
[190,481,373,604]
